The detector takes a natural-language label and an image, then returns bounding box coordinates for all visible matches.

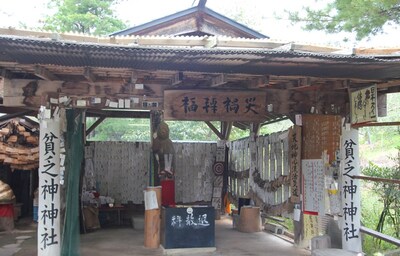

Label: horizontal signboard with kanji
[164,90,267,122]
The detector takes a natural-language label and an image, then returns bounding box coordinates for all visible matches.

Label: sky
[0,0,399,48]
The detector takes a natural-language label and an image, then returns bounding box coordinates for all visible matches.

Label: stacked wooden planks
[0,120,39,170]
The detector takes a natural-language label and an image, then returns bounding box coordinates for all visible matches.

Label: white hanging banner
[38,117,61,255]
[340,128,362,253]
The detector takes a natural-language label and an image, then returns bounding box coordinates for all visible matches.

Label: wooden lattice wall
[228,130,291,215]
[85,141,216,204]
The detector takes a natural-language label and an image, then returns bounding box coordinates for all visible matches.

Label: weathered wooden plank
[302,115,341,161]
[282,132,290,202]
[257,136,264,180]
[274,134,283,205]
[289,126,302,203]
[269,135,276,205]
[2,79,164,109]
[164,90,267,122]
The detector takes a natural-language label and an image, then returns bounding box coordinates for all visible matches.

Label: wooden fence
[228,129,292,216]
[84,141,216,204]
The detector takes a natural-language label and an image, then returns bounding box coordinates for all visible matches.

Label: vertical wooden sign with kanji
[350,85,377,124]
[38,111,61,255]
[340,128,362,253]
[289,126,301,203]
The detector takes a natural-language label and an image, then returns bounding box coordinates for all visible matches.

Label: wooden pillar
[150,110,163,186]
[144,186,162,248]
[340,128,362,252]
[38,107,61,255]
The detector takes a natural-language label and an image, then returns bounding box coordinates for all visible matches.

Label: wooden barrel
[237,206,261,233]
[144,186,162,248]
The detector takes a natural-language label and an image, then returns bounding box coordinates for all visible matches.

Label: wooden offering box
[161,205,215,249]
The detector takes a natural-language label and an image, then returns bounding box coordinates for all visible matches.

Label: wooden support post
[83,67,96,83]
[150,110,163,186]
[144,186,161,248]
[205,121,224,140]
[38,113,61,255]
[220,121,233,141]
[210,74,227,87]
[86,117,105,136]
[250,123,260,142]
[170,72,183,86]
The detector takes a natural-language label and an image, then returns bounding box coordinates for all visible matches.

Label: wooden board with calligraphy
[164,90,267,122]
[350,85,377,125]
[289,126,302,203]
[38,117,61,255]
[340,129,362,252]
[302,115,341,163]
[161,206,215,249]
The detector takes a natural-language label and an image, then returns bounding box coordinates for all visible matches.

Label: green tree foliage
[87,118,151,141]
[359,93,400,166]
[362,150,400,247]
[287,0,400,40]
[43,0,127,35]
[86,118,293,142]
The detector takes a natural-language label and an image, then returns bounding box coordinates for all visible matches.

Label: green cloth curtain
[61,109,84,256]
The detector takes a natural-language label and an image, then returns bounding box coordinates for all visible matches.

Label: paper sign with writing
[164,90,267,122]
[38,117,61,255]
[350,85,377,124]
[340,128,362,252]
[302,159,324,215]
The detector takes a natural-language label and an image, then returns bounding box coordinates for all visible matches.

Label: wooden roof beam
[0,68,12,79]
[210,74,227,87]
[377,79,400,90]
[0,110,36,122]
[171,72,183,86]
[84,67,97,83]
[250,75,269,88]
[233,121,248,130]
[86,109,150,118]
[34,65,57,81]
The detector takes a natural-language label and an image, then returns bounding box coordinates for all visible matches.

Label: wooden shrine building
[1,1,400,255]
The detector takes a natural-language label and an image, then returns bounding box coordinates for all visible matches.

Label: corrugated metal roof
[1,35,400,80]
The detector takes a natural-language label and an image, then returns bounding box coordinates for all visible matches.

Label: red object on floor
[0,204,14,218]
[161,180,175,206]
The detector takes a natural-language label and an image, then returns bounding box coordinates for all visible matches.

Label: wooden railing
[360,226,400,247]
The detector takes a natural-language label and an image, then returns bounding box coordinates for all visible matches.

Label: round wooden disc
[213,162,224,176]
